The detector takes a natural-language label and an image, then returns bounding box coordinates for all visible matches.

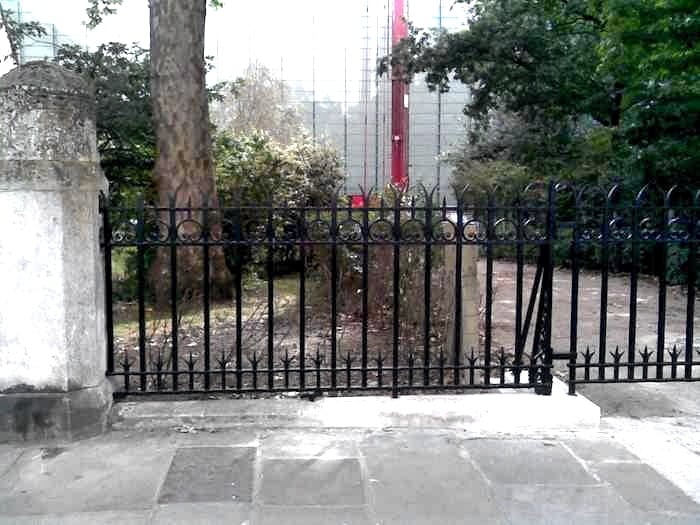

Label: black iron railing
[100,182,699,397]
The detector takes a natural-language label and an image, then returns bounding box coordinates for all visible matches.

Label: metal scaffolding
[257,0,471,197]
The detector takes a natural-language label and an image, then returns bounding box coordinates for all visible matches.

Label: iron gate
[100,182,698,397]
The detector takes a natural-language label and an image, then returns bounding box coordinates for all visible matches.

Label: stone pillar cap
[0,61,92,98]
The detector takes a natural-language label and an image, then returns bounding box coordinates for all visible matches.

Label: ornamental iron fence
[100,182,699,398]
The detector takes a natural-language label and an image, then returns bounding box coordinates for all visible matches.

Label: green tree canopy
[55,43,155,204]
[387,0,699,188]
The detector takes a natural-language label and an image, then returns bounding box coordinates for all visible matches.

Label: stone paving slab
[0,434,173,516]
[158,446,255,504]
[260,430,359,459]
[152,503,252,525]
[503,510,700,525]
[255,505,372,525]
[0,510,152,525]
[361,432,507,525]
[593,462,700,514]
[259,458,365,506]
[463,439,598,485]
[1,427,699,524]
[563,438,640,463]
[0,445,22,477]
[492,484,630,522]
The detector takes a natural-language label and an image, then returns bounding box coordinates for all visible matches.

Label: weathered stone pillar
[444,243,480,367]
[0,62,111,441]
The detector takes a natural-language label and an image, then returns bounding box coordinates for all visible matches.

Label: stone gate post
[0,62,112,441]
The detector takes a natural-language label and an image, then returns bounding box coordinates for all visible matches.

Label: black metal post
[169,194,179,390]
[101,194,115,375]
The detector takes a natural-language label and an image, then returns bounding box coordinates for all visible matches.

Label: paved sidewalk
[1,423,699,525]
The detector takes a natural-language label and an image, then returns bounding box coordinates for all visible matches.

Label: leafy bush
[214,131,344,275]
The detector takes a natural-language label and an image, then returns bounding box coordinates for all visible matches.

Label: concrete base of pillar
[0,379,112,443]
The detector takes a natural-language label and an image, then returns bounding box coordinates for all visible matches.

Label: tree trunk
[149,0,230,304]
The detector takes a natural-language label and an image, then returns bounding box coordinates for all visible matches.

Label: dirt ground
[483,260,699,376]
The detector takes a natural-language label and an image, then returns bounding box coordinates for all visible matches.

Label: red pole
[391,0,409,190]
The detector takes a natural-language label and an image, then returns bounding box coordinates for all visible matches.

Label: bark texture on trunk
[151,0,213,199]
[150,0,230,303]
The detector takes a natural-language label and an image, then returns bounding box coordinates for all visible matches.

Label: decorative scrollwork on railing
[306,219,332,242]
[493,218,518,241]
[337,219,364,242]
[176,218,205,243]
[368,219,394,242]
[639,216,661,241]
[667,216,691,242]
[522,216,547,241]
[609,215,632,241]
[400,219,425,242]
[431,219,457,242]
[111,213,138,243]
[463,218,486,242]
[243,218,267,242]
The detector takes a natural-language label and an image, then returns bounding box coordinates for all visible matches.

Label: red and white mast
[391,0,409,190]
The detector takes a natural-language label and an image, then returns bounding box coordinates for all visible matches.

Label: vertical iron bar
[423,195,433,386]
[169,195,179,391]
[202,198,211,391]
[235,204,243,391]
[484,194,494,385]
[123,361,130,393]
[392,194,401,398]
[136,196,147,392]
[656,201,668,379]
[543,182,556,392]
[598,198,609,380]
[331,198,338,390]
[267,203,275,390]
[628,201,639,379]
[685,205,697,380]
[569,210,580,395]
[454,195,464,385]
[101,194,115,375]
[361,199,369,387]
[514,199,524,376]
[299,207,307,391]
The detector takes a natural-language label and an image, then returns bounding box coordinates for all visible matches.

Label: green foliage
[214,131,343,207]
[599,0,700,187]
[387,0,612,130]
[85,0,123,29]
[388,0,698,192]
[214,131,345,273]
[55,43,155,205]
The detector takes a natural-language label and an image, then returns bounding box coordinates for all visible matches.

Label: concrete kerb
[111,377,601,434]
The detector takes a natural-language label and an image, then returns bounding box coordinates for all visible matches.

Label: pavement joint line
[251,441,264,506]
[356,440,380,525]
[559,441,603,484]
[0,449,24,479]
[254,504,371,509]
[595,459,644,464]
[261,454,360,459]
[153,447,178,507]
[457,442,494,490]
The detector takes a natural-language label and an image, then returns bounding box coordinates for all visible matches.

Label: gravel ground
[482,260,699,376]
